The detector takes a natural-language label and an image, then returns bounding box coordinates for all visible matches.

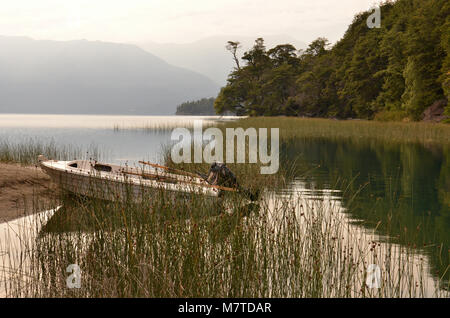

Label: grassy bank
[218,117,450,145]
[163,117,450,195]
[1,118,448,166]
[0,139,103,165]
[110,117,450,145]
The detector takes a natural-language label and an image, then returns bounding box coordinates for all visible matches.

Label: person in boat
[204,162,259,201]
[205,162,238,189]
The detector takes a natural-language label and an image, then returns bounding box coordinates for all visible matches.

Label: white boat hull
[39,158,220,204]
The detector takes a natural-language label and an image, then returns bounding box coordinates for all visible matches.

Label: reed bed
[1,182,447,298]
[109,117,450,144]
[216,117,450,145]
[112,118,225,132]
[0,139,104,165]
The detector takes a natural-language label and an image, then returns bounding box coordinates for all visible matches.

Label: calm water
[0,114,239,164]
[0,114,449,294]
[281,139,450,286]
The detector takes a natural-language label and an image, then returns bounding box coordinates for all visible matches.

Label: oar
[121,169,178,183]
[139,160,201,179]
[122,169,239,193]
[139,160,259,201]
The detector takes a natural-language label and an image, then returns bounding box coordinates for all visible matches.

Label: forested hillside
[215,0,449,120]
[176,98,216,115]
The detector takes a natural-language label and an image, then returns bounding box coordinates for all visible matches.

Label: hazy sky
[0,0,378,44]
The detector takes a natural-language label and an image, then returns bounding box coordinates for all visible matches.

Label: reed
[0,139,104,165]
[112,119,217,133]
[110,117,450,144]
[1,176,448,298]
[216,117,450,145]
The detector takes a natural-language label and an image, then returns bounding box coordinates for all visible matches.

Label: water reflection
[281,138,450,287]
[266,183,447,297]
[0,208,59,297]
[39,195,259,235]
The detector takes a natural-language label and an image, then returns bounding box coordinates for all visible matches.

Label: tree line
[176,97,216,115]
[214,0,450,120]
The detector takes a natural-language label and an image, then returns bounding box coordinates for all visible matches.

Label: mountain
[137,35,306,85]
[0,36,219,115]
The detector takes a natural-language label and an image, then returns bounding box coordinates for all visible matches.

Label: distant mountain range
[0,36,219,115]
[137,35,306,85]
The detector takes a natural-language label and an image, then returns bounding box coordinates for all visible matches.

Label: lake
[282,138,450,290]
[0,114,241,164]
[0,114,448,296]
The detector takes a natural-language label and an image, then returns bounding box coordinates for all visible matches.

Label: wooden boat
[38,155,237,203]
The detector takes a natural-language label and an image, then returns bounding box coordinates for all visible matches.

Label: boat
[38,156,239,204]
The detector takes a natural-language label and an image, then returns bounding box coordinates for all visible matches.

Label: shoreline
[0,162,56,223]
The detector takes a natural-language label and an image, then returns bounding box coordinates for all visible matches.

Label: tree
[215,0,449,120]
[176,98,216,115]
[305,38,330,57]
[226,41,242,70]
[401,0,446,119]
[267,44,299,66]
[440,2,450,116]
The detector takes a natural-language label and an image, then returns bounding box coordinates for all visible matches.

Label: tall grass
[109,117,450,144]
[0,139,104,165]
[112,118,220,132]
[1,179,448,298]
[217,117,450,145]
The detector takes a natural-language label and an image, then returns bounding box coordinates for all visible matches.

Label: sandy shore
[0,163,57,223]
